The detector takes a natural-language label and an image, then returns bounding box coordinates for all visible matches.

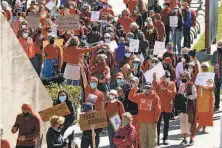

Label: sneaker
[189,140,194,146]
[163,140,169,145]
[180,139,188,146]
[214,107,219,112]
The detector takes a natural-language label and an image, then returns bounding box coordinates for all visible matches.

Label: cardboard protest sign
[57,15,80,31]
[153,41,166,57]
[143,62,165,83]
[46,1,56,10]
[108,40,118,53]
[109,114,121,132]
[195,72,215,87]
[80,110,108,131]
[27,12,40,28]
[91,11,100,21]
[38,103,71,122]
[129,39,139,52]
[11,21,20,34]
[170,16,178,28]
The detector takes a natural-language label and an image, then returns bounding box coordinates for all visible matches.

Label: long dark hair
[57,90,69,101]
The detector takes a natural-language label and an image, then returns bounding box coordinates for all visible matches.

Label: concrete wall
[0,15,52,147]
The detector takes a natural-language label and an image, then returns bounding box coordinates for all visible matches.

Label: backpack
[191,10,196,27]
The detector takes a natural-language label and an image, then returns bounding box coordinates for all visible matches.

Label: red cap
[116,72,124,79]
[22,103,32,112]
[90,76,98,83]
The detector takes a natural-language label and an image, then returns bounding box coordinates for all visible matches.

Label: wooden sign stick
[91,125,96,148]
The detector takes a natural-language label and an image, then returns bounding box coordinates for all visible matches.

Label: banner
[153,41,166,57]
[57,15,80,31]
[80,110,108,131]
[129,39,139,52]
[170,16,178,28]
[195,72,215,87]
[108,40,118,53]
[143,62,165,83]
[27,12,40,28]
[91,11,100,21]
[39,103,71,122]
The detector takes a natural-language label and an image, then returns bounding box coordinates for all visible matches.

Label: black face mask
[181,79,187,83]
[49,38,55,44]
[23,112,30,117]
[218,48,222,53]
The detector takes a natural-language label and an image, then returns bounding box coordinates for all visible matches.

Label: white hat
[109,89,118,96]
[104,33,111,38]
[201,62,210,68]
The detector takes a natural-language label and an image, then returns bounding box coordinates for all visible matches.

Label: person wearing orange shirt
[1,125,11,148]
[100,1,114,19]
[129,80,161,148]
[128,0,138,15]
[153,72,176,145]
[1,1,12,21]
[117,9,133,34]
[80,62,105,111]
[153,13,165,42]
[169,0,182,10]
[105,89,125,148]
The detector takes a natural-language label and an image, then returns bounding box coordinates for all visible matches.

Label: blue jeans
[65,79,80,86]
[172,28,182,55]
[107,125,117,148]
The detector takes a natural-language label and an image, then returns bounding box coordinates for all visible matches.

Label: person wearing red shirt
[152,72,176,145]
[100,1,114,19]
[128,80,161,148]
[113,112,136,148]
[1,125,11,148]
[117,9,133,34]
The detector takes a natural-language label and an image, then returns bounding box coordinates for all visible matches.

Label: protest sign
[11,21,20,34]
[57,15,80,31]
[38,103,71,122]
[195,72,215,87]
[91,11,100,21]
[27,12,40,28]
[79,110,108,131]
[46,1,56,10]
[109,114,121,132]
[170,16,178,28]
[129,39,139,52]
[143,62,165,83]
[108,40,118,52]
[47,23,57,37]
[153,41,166,57]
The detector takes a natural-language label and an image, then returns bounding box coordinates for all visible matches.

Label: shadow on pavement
[159,144,184,148]
[99,146,110,148]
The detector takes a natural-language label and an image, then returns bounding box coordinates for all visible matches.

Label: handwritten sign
[91,11,100,21]
[108,40,118,53]
[46,1,56,10]
[109,114,121,132]
[129,39,139,52]
[38,103,71,122]
[27,12,40,28]
[80,110,108,131]
[143,62,165,83]
[170,16,178,28]
[11,21,20,34]
[57,15,80,31]
[153,41,166,57]
[195,72,215,87]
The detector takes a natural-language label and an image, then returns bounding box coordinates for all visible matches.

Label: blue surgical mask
[125,53,131,58]
[127,37,133,41]
[149,55,153,58]
[59,96,66,102]
[81,39,86,43]
[90,82,97,89]
[117,79,122,84]
[133,63,139,68]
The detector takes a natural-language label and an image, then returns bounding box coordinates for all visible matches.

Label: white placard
[170,16,178,28]
[153,41,166,57]
[48,23,57,37]
[91,11,100,21]
[195,72,215,87]
[57,15,80,31]
[108,40,118,53]
[109,114,121,132]
[46,1,56,10]
[27,12,40,28]
[129,39,139,52]
[143,62,165,83]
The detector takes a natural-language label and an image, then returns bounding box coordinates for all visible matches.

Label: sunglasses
[152,61,158,64]
[105,37,110,39]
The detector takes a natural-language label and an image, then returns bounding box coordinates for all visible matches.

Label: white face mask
[166,78,171,82]
[149,28,154,33]
[105,38,111,43]
[151,63,157,67]
[188,68,194,73]
[22,32,29,39]
[109,95,116,100]
[21,25,26,29]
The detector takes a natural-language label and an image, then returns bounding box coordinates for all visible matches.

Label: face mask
[49,38,55,44]
[108,20,113,24]
[127,37,133,41]
[133,63,139,68]
[21,25,26,29]
[125,53,131,58]
[166,78,171,82]
[109,95,116,100]
[23,112,30,117]
[218,47,222,53]
[22,32,29,39]
[117,79,122,84]
[182,6,185,10]
[122,120,129,126]
[181,79,187,83]
[150,55,153,58]
[151,63,157,67]
[168,47,173,51]
[188,68,194,73]
[103,5,108,9]
[149,28,154,33]
[174,9,178,13]
[144,89,151,94]
[90,82,97,89]
[81,39,86,43]
[105,38,111,43]
[59,96,66,102]
[164,5,167,9]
